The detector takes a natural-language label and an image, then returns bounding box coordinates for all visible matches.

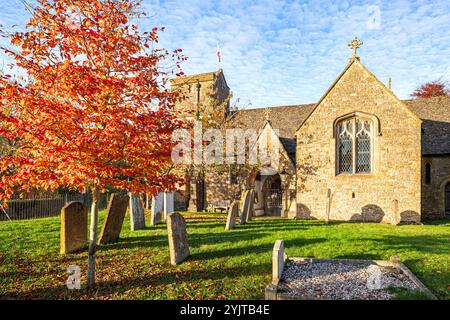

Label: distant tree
[411,80,450,99]
[0,0,185,288]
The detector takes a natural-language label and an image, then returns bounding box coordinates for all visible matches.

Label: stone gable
[296,58,422,224]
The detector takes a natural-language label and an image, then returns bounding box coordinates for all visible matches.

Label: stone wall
[205,169,242,207]
[200,121,298,214]
[296,59,422,224]
[421,155,450,219]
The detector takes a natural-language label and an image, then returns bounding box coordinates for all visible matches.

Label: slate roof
[404,96,450,155]
[228,104,315,159]
[229,96,450,160]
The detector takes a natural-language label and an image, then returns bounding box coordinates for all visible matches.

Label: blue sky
[1,0,450,109]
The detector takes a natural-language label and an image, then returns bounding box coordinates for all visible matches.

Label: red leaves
[0,0,186,202]
[411,80,450,99]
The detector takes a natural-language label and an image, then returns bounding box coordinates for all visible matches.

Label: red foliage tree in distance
[411,79,450,99]
[0,0,186,288]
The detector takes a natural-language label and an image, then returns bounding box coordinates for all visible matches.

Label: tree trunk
[87,186,99,289]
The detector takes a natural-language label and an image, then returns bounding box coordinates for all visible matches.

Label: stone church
[170,39,450,224]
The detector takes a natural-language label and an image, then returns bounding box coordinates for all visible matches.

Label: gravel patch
[279,260,419,300]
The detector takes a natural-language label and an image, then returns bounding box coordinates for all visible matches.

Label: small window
[425,163,431,185]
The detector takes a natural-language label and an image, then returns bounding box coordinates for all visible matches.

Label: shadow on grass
[100,234,168,251]
[191,238,328,261]
[422,219,450,226]
[359,234,450,255]
[0,263,272,300]
[188,230,271,248]
[186,221,228,229]
[100,219,306,251]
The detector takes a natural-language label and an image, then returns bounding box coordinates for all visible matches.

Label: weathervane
[348,37,363,58]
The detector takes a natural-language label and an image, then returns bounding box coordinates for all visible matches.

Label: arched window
[337,118,373,174]
[425,163,431,185]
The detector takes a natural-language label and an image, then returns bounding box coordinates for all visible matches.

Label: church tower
[170,69,231,212]
[170,69,231,119]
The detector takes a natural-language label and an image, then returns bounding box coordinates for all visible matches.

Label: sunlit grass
[0,212,448,300]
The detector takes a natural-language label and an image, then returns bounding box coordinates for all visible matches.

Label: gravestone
[325,188,333,224]
[225,201,239,230]
[237,190,246,217]
[60,201,88,254]
[246,190,255,222]
[272,240,286,285]
[151,192,164,226]
[167,212,190,265]
[98,193,129,244]
[163,191,174,221]
[239,190,251,225]
[129,193,146,230]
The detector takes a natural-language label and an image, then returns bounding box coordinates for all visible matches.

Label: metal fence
[1,192,112,221]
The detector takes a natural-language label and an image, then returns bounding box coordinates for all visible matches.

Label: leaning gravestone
[225,201,239,230]
[60,201,88,254]
[98,193,129,244]
[272,240,286,285]
[237,190,246,217]
[239,190,251,225]
[151,192,163,226]
[247,190,255,222]
[129,193,146,230]
[167,212,190,265]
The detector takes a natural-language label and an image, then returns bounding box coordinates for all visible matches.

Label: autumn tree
[411,79,450,99]
[0,0,185,288]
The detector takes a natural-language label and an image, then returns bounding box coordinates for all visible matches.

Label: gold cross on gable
[264,108,272,121]
[348,37,363,57]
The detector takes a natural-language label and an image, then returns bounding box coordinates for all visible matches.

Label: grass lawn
[0,211,449,300]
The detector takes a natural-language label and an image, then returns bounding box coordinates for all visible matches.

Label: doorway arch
[262,173,282,216]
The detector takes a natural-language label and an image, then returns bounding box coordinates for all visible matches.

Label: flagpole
[216,43,221,71]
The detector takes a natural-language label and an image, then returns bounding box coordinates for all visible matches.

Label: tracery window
[337,117,373,174]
